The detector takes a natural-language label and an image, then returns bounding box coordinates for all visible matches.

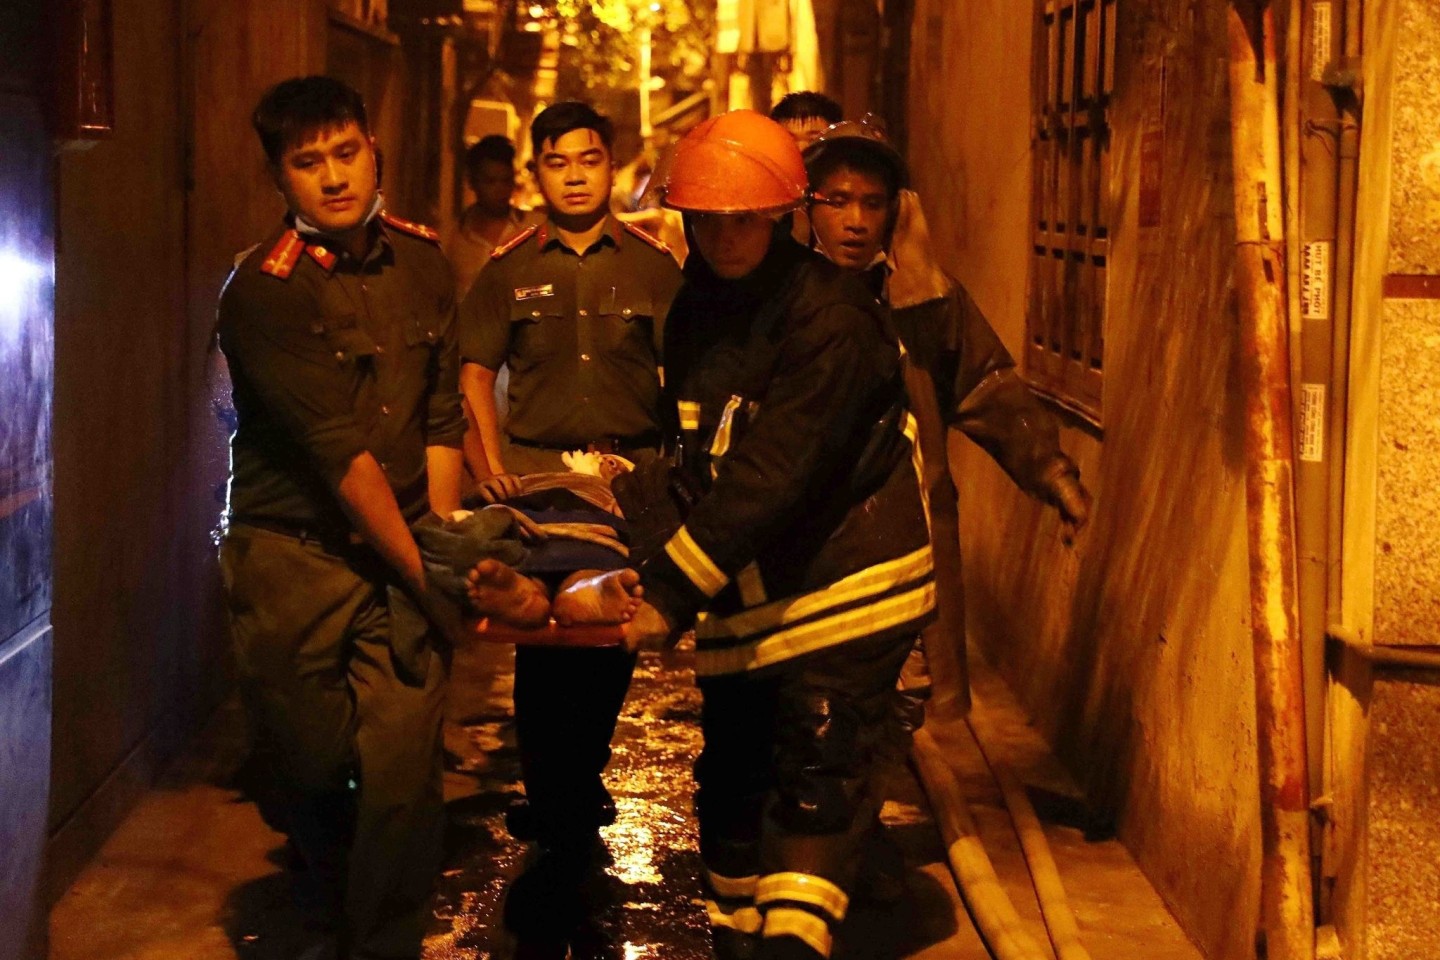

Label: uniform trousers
[220,524,446,960]
[512,643,637,846]
[695,632,914,959]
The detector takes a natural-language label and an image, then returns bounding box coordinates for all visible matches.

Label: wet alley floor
[50,643,1202,960]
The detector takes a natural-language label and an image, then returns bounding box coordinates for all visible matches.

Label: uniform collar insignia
[379,209,441,243]
[535,217,621,254]
[305,243,338,271]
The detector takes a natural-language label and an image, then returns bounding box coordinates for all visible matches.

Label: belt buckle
[586,438,621,455]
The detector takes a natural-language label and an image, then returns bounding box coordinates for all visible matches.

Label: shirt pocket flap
[318,313,378,361]
[599,289,652,321]
[404,311,447,347]
[509,297,563,323]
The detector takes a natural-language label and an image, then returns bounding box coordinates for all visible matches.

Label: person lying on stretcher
[414,451,648,631]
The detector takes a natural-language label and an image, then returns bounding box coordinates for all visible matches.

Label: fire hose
[912,723,1093,960]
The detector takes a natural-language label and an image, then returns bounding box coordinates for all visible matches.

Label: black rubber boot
[503,837,608,942]
[712,927,760,960]
[755,934,827,960]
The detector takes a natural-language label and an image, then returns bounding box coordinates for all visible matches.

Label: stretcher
[468,617,624,648]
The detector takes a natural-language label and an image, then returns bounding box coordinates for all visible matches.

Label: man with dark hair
[769,90,843,149]
[456,99,683,945]
[217,74,465,960]
[619,109,935,960]
[802,121,1088,528]
[802,125,1090,896]
[769,92,845,243]
[527,98,617,163]
[445,134,537,300]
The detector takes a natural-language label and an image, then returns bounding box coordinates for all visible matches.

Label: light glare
[0,250,47,346]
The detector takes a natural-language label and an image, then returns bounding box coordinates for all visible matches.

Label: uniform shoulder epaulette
[259,230,305,280]
[380,210,441,243]
[622,220,671,254]
[491,224,538,260]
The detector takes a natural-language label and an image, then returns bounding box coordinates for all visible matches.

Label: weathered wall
[0,4,55,956]
[905,2,1262,958]
[1370,0,1440,649]
[46,0,330,898]
[47,0,229,896]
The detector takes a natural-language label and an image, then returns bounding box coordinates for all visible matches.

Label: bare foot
[466,559,551,628]
[552,569,643,626]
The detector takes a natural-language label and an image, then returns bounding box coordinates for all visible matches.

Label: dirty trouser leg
[221,526,366,921]
[513,644,636,846]
[694,672,781,959]
[221,526,445,959]
[755,634,914,960]
[345,586,447,960]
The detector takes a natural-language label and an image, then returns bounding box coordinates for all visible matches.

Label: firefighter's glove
[612,460,697,565]
[621,600,675,655]
[1046,470,1092,545]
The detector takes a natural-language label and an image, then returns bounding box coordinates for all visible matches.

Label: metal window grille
[1026,0,1116,423]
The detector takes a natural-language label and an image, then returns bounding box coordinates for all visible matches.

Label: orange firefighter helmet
[652,110,809,214]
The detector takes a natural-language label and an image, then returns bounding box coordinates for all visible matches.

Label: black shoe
[511,937,571,960]
[713,927,759,960]
[503,845,601,938]
[506,793,618,843]
[853,821,906,904]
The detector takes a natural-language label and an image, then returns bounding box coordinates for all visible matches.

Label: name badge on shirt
[514,284,555,301]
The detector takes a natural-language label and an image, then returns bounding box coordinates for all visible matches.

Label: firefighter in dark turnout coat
[802,121,1091,727]
[621,110,935,960]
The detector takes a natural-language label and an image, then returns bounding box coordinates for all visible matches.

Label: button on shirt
[218,220,465,531]
[458,216,683,448]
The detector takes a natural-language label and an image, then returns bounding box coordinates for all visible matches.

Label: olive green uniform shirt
[458,216,683,448]
[218,217,464,532]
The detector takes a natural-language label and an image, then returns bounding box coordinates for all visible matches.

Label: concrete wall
[1370,0,1440,650]
[905,2,1262,958]
[1337,0,1440,955]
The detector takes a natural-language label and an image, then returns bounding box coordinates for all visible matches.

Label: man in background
[444,134,538,300]
[769,90,843,150]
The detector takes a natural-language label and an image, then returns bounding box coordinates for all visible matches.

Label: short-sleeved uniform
[456,215,684,854]
[216,212,463,959]
[459,216,683,471]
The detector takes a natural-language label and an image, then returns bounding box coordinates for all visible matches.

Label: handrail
[1327,625,1440,672]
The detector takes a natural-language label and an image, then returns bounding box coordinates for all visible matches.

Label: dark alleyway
[50,644,1199,960]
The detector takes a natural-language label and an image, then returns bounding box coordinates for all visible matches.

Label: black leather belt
[229,515,363,553]
[508,432,661,456]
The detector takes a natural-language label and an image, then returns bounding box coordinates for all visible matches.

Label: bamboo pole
[1225,4,1317,960]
